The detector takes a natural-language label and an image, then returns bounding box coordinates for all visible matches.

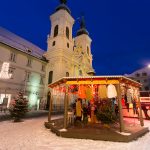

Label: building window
[48,71,53,84]
[142,72,147,76]
[27,58,32,67]
[54,25,58,37]
[8,67,15,79]
[143,79,147,83]
[25,72,30,82]
[52,41,56,46]
[66,27,69,39]
[40,76,44,85]
[87,46,89,55]
[67,43,69,48]
[137,80,140,83]
[145,86,149,91]
[135,73,140,77]
[10,52,16,62]
[41,64,45,72]
[26,48,32,53]
[66,72,69,77]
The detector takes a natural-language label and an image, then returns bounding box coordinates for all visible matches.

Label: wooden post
[116,84,124,132]
[64,85,69,129]
[48,92,53,123]
[137,95,144,126]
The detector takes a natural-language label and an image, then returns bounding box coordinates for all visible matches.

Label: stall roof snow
[49,76,141,88]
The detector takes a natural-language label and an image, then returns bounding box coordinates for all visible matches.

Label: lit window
[10,52,16,62]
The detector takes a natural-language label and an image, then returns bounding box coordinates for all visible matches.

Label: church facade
[0,1,95,110]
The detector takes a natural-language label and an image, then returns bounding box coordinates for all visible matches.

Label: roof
[127,67,150,76]
[49,75,141,88]
[0,27,46,60]
[55,4,71,14]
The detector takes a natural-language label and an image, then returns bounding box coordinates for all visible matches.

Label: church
[0,0,95,110]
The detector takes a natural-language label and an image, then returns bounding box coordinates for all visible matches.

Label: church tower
[74,16,95,76]
[45,0,75,83]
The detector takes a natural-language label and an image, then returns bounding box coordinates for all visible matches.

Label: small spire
[60,0,67,4]
[80,16,86,29]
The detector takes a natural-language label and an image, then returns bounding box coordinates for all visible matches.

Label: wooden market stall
[46,76,148,142]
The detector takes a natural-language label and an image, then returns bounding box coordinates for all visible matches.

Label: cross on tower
[60,0,67,4]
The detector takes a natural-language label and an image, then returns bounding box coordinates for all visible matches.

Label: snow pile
[0,117,150,150]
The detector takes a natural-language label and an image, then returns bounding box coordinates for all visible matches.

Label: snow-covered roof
[49,75,141,87]
[0,27,46,60]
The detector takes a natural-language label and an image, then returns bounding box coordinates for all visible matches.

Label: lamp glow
[0,62,12,79]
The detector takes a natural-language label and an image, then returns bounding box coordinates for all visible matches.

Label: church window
[79,70,82,76]
[54,25,59,37]
[48,71,53,84]
[67,43,69,48]
[52,41,56,46]
[87,46,89,55]
[66,72,69,77]
[66,27,69,39]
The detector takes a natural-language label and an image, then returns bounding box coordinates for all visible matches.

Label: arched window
[87,46,89,55]
[54,25,58,37]
[66,72,69,77]
[48,71,53,84]
[66,27,69,39]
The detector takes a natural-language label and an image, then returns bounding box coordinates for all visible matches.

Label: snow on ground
[0,116,150,150]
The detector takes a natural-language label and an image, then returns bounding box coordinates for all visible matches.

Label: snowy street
[0,116,150,150]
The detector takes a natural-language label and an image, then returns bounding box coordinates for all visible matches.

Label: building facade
[0,27,47,109]
[126,67,150,91]
[0,1,95,110]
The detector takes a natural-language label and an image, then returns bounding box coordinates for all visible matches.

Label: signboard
[0,62,12,79]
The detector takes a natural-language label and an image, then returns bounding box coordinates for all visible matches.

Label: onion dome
[77,16,89,36]
[55,0,71,14]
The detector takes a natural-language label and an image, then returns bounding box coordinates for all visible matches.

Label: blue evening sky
[0,0,150,75]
